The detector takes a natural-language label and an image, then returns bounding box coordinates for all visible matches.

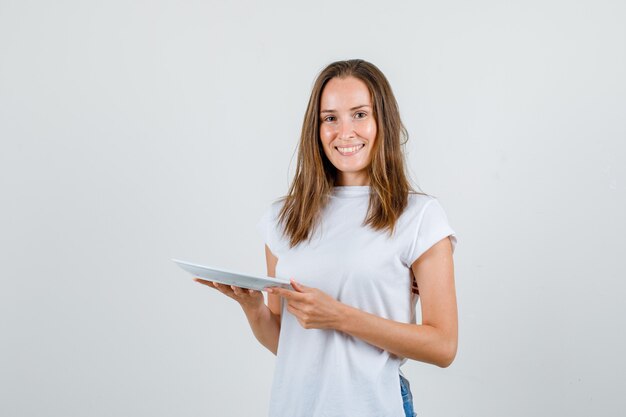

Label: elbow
[438,353,455,368]
[437,339,458,368]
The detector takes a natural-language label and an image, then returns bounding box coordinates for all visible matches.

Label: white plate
[172,258,293,292]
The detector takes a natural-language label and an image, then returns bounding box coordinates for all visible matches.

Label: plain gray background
[1,1,625,416]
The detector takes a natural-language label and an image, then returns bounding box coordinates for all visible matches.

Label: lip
[334,143,365,156]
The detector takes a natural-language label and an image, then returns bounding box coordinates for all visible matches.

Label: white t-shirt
[256,185,457,417]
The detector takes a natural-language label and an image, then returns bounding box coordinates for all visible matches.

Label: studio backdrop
[1,1,624,416]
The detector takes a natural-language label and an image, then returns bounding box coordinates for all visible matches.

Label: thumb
[290,278,307,292]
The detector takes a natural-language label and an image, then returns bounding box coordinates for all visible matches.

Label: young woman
[196,59,458,417]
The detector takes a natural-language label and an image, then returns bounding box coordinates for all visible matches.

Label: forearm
[241,303,281,355]
[336,304,457,368]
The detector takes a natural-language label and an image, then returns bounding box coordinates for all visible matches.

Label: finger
[286,302,304,317]
[213,282,235,295]
[194,278,218,289]
[268,287,301,300]
[231,285,249,297]
[286,304,310,329]
[266,287,283,295]
[290,279,307,293]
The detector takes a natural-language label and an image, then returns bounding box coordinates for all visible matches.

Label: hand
[193,278,264,311]
[267,279,345,330]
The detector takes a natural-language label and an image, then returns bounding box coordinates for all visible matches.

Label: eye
[322,115,336,123]
[354,111,367,119]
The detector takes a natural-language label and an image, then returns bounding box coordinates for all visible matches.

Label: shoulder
[401,193,453,232]
[263,197,287,217]
[272,197,289,219]
[405,192,437,214]
[400,192,457,266]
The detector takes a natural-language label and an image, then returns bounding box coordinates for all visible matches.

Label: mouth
[335,143,365,156]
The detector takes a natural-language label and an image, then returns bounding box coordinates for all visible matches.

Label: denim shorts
[400,374,416,417]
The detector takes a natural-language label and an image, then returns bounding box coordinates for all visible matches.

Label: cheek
[319,125,334,145]
[363,121,377,141]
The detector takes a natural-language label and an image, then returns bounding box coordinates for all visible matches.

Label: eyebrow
[320,104,371,114]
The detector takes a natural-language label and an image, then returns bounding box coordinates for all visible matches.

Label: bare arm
[337,236,458,367]
[194,244,282,355]
[269,236,458,367]
[240,245,282,355]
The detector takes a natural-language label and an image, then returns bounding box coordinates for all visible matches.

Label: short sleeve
[256,206,273,250]
[256,201,284,256]
[406,198,457,266]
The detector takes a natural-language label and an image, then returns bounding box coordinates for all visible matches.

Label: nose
[338,119,355,140]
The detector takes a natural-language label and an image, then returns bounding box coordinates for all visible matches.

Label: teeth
[337,144,363,153]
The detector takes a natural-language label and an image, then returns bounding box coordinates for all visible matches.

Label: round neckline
[331,185,372,197]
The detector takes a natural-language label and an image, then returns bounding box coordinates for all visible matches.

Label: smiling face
[319,76,378,186]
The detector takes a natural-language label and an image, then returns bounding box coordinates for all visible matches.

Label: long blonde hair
[277,59,423,248]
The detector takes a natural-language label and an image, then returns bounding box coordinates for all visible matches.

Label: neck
[335,173,370,186]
